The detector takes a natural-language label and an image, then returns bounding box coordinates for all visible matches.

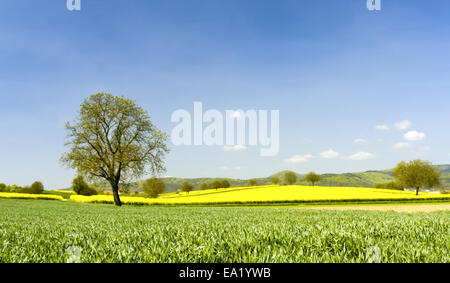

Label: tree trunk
[112,184,122,206]
[416,187,420,196]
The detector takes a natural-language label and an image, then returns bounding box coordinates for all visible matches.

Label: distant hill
[155,164,450,193]
[57,165,450,192]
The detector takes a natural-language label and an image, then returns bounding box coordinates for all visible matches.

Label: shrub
[9,185,24,193]
[375,182,404,190]
[247,179,257,186]
[142,178,165,198]
[0,183,6,192]
[29,181,44,194]
[199,182,208,190]
[72,176,98,196]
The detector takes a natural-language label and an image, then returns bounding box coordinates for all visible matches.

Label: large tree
[393,160,440,195]
[61,93,169,206]
[305,172,321,187]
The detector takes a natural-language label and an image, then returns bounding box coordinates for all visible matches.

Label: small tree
[142,178,165,198]
[305,172,321,187]
[199,182,208,190]
[209,181,222,190]
[284,171,297,185]
[247,179,257,186]
[181,182,194,195]
[0,183,7,192]
[72,176,97,196]
[393,160,440,195]
[271,177,280,185]
[29,181,44,194]
[221,180,231,189]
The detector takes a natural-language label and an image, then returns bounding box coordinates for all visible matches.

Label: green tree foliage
[199,182,208,190]
[61,93,169,206]
[29,181,44,194]
[181,182,194,194]
[8,185,25,193]
[284,171,297,185]
[271,177,280,185]
[305,172,321,186]
[220,180,231,189]
[247,179,257,186]
[72,176,98,196]
[142,178,166,198]
[0,183,7,192]
[393,160,441,195]
[375,181,404,190]
[209,181,223,190]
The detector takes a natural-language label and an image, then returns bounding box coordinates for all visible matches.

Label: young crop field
[69,185,450,206]
[0,199,448,263]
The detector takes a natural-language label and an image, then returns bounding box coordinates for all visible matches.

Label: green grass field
[0,199,448,263]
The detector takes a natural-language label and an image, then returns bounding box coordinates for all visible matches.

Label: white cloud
[353,138,368,144]
[377,138,384,143]
[348,152,375,161]
[415,146,431,157]
[223,144,248,151]
[395,120,412,131]
[320,149,340,159]
[394,142,412,149]
[285,154,313,164]
[375,124,390,131]
[404,131,426,141]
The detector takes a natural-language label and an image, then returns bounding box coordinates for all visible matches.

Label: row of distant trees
[270,171,321,186]
[0,181,44,194]
[141,179,234,198]
[278,160,441,196]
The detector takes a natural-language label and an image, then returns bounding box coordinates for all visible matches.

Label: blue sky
[1,0,450,189]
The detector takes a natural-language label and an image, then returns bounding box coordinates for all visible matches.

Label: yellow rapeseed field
[0,192,64,201]
[70,185,450,205]
[53,190,75,194]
